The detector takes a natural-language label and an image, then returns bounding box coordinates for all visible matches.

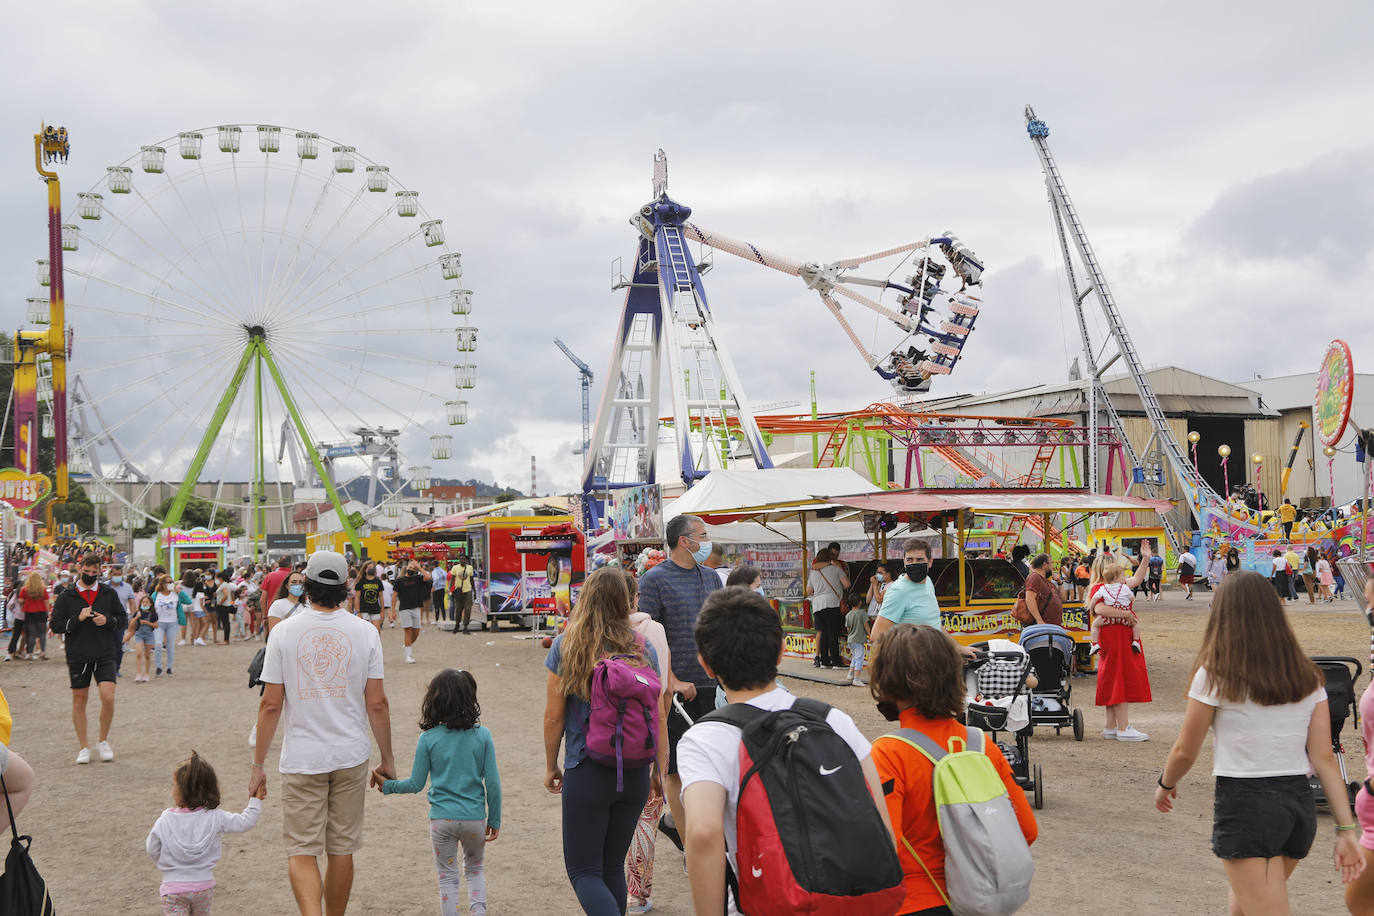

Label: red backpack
[701,698,905,915]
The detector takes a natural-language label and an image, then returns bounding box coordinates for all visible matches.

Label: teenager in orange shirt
[870,625,1038,915]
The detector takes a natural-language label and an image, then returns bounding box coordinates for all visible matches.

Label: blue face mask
[288,584,304,597]
[111,576,123,585]
[691,537,713,564]
[754,585,767,597]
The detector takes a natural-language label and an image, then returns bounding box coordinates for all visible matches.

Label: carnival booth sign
[163,526,231,578]
[0,469,51,511]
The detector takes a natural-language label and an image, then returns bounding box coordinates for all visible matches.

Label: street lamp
[1218,444,1232,498]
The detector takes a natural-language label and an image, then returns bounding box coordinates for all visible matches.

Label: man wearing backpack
[678,588,900,915]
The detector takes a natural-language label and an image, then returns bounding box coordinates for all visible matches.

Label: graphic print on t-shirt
[296,627,352,699]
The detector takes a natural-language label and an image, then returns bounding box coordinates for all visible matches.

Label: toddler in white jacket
[147,751,262,915]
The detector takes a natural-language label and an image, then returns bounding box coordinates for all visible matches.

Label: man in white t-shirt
[678,589,893,913]
[250,551,394,916]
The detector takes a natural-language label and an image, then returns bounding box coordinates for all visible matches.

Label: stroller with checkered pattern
[965,647,1043,809]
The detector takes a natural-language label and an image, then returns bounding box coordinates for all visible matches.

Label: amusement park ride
[18,123,474,557]
[581,151,986,526]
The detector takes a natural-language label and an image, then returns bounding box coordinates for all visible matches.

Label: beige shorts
[280,761,369,856]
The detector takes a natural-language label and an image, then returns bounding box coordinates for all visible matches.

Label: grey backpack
[878,726,1033,915]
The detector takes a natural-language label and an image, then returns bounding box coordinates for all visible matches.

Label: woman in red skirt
[1091,541,1154,741]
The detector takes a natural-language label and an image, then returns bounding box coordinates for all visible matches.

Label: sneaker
[1102,728,1118,739]
[1115,727,1149,742]
[1132,640,1142,654]
[193,638,206,646]
[76,747,91,764]
[852,677,866,687]
[1088,643,1100,657]
[176,639,186,646]
[405,656,417,664]
[166,668,173,677]
[628,899,654,914]
[155,668,162,677]
[658,813,684,852]
[98,741,114,762]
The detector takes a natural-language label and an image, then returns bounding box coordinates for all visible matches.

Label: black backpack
[699,698,905,915]
[0,769,54,915]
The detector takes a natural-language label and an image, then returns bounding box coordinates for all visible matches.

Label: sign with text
[0,469,51,511]
[163,527,231,548]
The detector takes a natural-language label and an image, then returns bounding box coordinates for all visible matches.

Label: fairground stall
[597,483,666,571]
[823,489,1172,656]
[163,526,231,579]
[664,467,884,660]
[388,498,582,631]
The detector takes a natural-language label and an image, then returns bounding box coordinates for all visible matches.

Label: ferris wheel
[48,124,475,543]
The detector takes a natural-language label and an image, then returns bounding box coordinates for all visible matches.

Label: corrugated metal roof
[934,366,1276,418]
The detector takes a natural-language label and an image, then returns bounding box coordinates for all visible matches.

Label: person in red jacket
[870,624,1038,915]
[50,552,128,764]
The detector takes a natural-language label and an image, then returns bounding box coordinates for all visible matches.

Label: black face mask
[876,700,901,721]
[80,572,98,586]
[905,562,928,583]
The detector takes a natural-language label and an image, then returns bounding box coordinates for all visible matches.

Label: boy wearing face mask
[394,561,431,664]
[50,552,128,764]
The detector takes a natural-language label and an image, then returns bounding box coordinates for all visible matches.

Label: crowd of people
[2,525,1374,915]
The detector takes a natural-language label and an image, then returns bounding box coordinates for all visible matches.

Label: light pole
[1324,445,1337,523]
[1187,431,1201,472]
[1252,453,1265,523]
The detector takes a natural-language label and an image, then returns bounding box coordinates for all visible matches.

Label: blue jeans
[561,761,650,915]
[154,620,179,670]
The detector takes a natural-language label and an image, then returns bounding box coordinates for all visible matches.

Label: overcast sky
[4,1,1372,498]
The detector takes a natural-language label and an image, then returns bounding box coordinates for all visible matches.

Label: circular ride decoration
[58,124,475,533]
[1314,339,1354,447]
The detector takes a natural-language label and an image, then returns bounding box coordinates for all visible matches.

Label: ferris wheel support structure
[161,330,360,557]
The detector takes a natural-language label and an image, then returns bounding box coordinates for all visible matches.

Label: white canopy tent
[663,467,882,523]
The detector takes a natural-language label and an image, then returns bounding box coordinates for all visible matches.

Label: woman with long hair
[20,571,49,660]
[1156,571,1364,913]
[542,568,664,915]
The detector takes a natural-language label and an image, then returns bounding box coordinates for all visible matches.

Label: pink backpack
[586,638,661,790]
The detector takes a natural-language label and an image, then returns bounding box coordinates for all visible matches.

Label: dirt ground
[3,591,1371,915]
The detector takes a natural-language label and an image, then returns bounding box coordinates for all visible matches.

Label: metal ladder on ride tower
[660,224,749,477]
[1027,106,1220,553]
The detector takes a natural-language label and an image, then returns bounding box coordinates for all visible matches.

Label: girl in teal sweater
[376,669,501,916]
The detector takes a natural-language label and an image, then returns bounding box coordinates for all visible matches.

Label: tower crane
[554,338,593,456]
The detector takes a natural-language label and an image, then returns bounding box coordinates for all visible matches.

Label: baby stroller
[965,647,1043,809]
[1019,623,1086,742]
[1310,656,1363,808]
